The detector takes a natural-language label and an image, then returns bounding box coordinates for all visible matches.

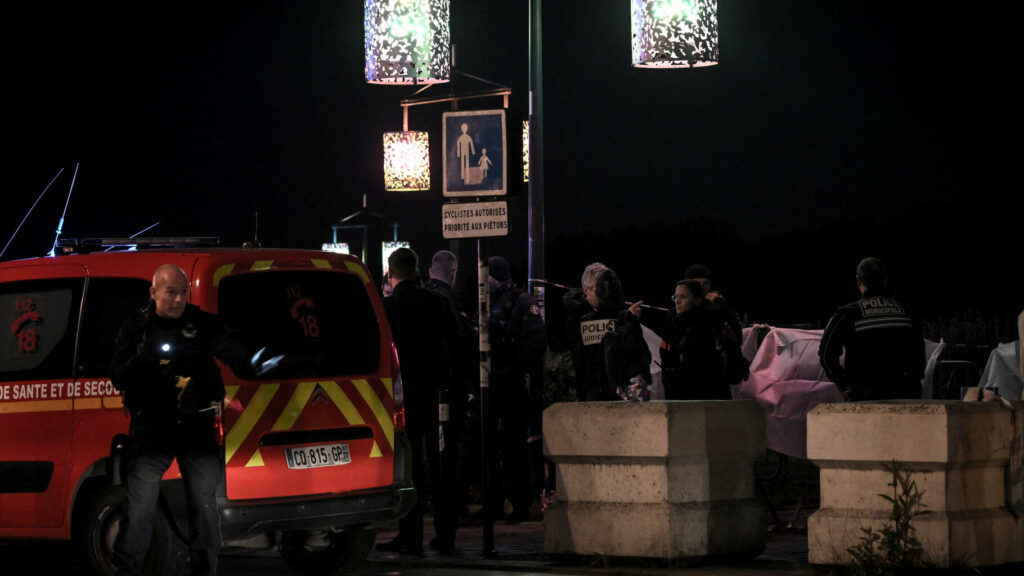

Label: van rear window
[0,282,78,377]
[217,271,381,378]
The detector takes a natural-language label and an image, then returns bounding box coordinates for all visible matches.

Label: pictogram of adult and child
[456,122,493,186]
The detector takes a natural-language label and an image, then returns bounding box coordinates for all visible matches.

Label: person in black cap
[683,263,748,388]
[660,279,721,399]
[819,257,925,401]
[378,247,461,553]
[484,255,546,523]
[684,263,721,304]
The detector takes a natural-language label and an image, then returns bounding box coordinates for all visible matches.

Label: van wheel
[74,481,189,576]
[280,528,376,575]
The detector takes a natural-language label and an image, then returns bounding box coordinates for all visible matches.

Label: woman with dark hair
[660,279,731,400]
[598,271,650,401]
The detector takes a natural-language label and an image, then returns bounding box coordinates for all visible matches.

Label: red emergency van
[0,238,414,575]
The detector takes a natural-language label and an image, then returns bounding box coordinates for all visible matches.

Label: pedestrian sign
[442,109,508,197]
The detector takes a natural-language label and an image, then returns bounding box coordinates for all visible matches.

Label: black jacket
[489,285,546,383]
[424,277,467,341]
[110,302,254,438]
[573,301,624,401]
[603,309,652,394]
[660,302,730,400]
[819,289,924,401]
[384,279,459,420]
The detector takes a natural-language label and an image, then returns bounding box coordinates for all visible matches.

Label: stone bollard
[542,401,767,560]
[807,400,1024,568]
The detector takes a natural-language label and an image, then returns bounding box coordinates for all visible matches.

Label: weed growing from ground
[845,460,928,575]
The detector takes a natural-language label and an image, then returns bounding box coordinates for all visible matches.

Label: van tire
[74,480,189,576]
[280,527,377,575]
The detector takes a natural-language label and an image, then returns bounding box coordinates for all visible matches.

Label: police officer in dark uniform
[563,262,607,397]
[819,257,925,401]
[576,268,629,401]
[486,256,546,523]
[110,264,279,576]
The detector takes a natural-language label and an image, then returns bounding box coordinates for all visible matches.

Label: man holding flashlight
[110,264,280,576]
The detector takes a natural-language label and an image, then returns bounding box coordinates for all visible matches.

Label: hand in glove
[251,347,285,377]
[134,338,176,384]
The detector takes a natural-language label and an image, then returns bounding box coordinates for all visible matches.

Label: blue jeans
[113,426,222,576]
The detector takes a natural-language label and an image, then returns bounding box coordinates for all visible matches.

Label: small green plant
[845,460,928,575]
[544,348,578,404]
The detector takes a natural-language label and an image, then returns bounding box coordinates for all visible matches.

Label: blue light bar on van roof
[57,237,221,254]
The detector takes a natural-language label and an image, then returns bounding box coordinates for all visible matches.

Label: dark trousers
[398,403,437,546]
[487,376,532,516]
[434,409,461,546]
[113,429,222,576]
[400,397,461,547]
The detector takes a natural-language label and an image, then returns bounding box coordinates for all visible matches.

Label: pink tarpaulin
[738,327,843,459]
[738,326,945,459]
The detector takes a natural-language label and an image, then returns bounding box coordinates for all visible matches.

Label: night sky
[5,2,1019,329]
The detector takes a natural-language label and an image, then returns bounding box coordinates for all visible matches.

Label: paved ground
[365,517,816,575]
[1,514,814,576]
[8,515,1022,575]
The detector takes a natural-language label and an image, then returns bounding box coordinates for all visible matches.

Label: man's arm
[110,314,149,394]
[819,309,850,389]
[205,313,259,379]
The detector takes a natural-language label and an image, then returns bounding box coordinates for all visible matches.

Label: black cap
[684,263,712,280]
[488,256,510,282]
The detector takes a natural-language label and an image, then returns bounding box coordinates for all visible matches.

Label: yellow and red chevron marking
[211,257,370,288]
[213,260,273,287]
[223,378,395,469]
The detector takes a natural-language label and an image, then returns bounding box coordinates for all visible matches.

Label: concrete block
[544,499,766,559]
[542,401,767,560]
[807,400,1024,568]
[544,401,766,460]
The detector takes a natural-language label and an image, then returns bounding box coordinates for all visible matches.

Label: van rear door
[207,257,395,501]
[0,264,84,531]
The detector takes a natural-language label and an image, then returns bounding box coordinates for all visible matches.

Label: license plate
[284,443,351,470]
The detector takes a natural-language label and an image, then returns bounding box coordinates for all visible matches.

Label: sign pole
[477,238,496,556]
[528,0,545,314]
[438,104,512,557]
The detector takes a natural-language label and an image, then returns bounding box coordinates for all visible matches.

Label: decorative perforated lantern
[632,0,718,68]
[383,131,430,191]
[365,0,450,84]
